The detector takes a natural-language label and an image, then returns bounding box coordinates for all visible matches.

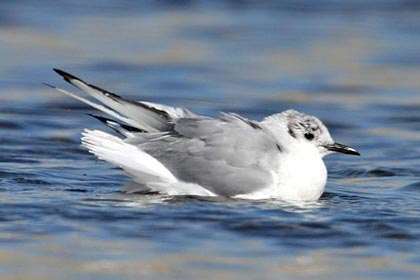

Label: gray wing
[126,114,280,196]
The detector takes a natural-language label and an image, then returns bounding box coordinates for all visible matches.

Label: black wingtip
[87,114,145,134]
[43,82,56,89]
[53,68,83,83]
[87,113,109,124]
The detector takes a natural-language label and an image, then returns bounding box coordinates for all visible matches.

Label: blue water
[1,1,420,279]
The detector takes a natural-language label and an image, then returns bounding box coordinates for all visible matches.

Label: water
[1,1,420,279]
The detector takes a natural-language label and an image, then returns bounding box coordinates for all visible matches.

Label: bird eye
[304,132,314,140]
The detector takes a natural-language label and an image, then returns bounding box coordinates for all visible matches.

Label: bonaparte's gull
[47,69,359,201]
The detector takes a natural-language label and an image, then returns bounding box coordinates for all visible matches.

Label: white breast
[236,151,327,201]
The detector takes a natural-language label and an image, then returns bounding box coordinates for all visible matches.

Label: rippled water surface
[1,1,420,279]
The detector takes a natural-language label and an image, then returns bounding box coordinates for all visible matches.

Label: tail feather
[81,129,177,184]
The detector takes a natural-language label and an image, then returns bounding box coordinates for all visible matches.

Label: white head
[263,109,360,157]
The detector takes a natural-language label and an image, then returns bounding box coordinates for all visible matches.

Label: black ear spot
[287,127,296,138]
[304,132,315,140]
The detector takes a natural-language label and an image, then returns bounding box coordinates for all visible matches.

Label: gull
[47,69,360,201]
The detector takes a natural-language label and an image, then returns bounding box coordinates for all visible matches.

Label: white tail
[81,129,177,184]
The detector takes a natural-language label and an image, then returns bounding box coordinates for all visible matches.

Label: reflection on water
[1,1,420,279]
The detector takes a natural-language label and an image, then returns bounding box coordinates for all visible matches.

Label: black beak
[324,143,360,156]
